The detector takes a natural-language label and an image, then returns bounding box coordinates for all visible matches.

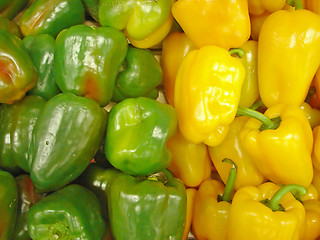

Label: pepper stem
[219,158,237,203]
[236,107,280,130]
[286,0,303,10]
[48,222,72,240]
[249,99,265,111]
[266,184,307,211]
[229,48,245,58]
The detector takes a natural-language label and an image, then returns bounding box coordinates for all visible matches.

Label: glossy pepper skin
[99,0,174,48]
[228,182,306,240]
[248,0,286,15]
[209,116,265,190]
[30,93,107,193]
[235,40,260,108]
[54,25,128,107]
[161,31,194,106]
[0,0,28,19]
[0,30,37,104]
[0,96,46,174]
[76,164,121,221]
[0,17,22,37]
[0,96,46,173]
[112,46,162,103]
[105,97,177,176]
[13,174,44,240]
[300,102,320,129]
[258,9,320,108]
[27,184,106,240]
[302,199,320,240]
[19,0,85,38]
[240,104,313,187]
[167,129,212,188]
[107,169,187,240]
[172,0,251,49]
[22,34,61,100]
[0,170,18,240]
[174,45,245,146]
[192,179,232,240]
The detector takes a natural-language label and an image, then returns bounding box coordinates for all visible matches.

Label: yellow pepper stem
[236,107,280,130]
[229,48,245,58]
[286,0,303,10]
[218,158,237,203]
[249,99,265,111]
[262,184,307,211]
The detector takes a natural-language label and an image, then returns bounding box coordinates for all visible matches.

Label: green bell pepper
[0,17,22,37]
[22,34,61,100]
[105,97,177,176]
[0,0,28,19]
[76,164,121,220]
[13,174,44,240]
[0,170,18,240]
[27,184,106,240]
[107,169,187,240]
[98,0,172,41]
[0,95,45,174]
[0,30,37,104]
[30,93,107,193]
[19,0,85,37]
[112,45,163,103]
[54,24,128,107]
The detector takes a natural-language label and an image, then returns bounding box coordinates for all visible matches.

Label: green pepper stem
[229,48,245,58]
[220,158,237,203]
[236,107,280,130]
[286,0,303,10]
[249,99,265,111]
[268,184,307,211]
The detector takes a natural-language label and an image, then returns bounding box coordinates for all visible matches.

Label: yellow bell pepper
[182,188,197,240]
[312,125,320,172]
[167,129,212,188]
[192,159,237,240]
[228,182,307,240]
[238,104,313,187]
[248,0,286,15]
[300,102,320,129]
[304,0,320,14]
[208,116,265,190]
[258,7,320,108]
[302,199,320,240]
[249,11,270,41]
[174,45,245,146]
[171,0,251,49]
[161,32,194,106]
[290,183,320,240]
[233,40,259,108]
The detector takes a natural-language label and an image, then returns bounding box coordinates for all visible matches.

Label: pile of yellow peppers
[161,0,320,239]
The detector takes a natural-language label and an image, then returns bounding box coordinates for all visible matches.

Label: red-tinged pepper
[0,30,37,104]
[13,174,45,240]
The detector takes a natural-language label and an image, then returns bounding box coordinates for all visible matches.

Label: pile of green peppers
[0,0,187,239]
